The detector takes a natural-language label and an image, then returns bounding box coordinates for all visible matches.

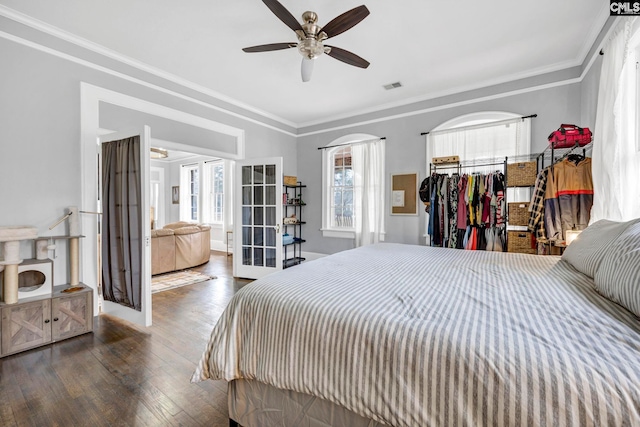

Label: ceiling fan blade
[320,5,369,39]
[301,58,314,82]
[262,0,303,33]
[326,46,370,68]
[242,43,296,53]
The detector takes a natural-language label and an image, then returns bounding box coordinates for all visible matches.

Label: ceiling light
[150,147,168,159]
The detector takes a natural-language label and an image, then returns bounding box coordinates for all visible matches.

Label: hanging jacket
[528,168,549,242]
[544,158,593,241]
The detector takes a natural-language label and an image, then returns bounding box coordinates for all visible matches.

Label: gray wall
[296,82,583,255]
[0,12,615,273]
[0,35,296,287]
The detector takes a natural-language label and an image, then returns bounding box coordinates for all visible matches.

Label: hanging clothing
[528,168,549,242]
[426,171,506,251]
[544,157,593,241]
[448,175,459,249]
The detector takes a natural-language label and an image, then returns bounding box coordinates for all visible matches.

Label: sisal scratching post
[3,264,19,304]
[36,239,49,260]
[68,206,80,286]
[69,237,79,286]
[68,206,79,236]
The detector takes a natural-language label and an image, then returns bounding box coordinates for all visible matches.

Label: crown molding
[0,4,297,130]
[0,3,612,135]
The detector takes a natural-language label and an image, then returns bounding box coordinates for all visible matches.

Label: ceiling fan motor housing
[297,11,326,60]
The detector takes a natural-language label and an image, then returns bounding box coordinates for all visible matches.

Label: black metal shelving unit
[282,182,306,268]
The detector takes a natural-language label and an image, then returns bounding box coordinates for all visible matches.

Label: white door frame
[234,157,283,279]
[99,126,152,327]
[80,82,245,320]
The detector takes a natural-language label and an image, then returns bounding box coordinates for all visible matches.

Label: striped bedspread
[192,243,640,427]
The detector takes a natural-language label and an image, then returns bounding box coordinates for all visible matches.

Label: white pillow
[594,221,640,317]
[561,219,636,278]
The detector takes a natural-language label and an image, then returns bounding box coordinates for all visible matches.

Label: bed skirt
[228,379,390,427]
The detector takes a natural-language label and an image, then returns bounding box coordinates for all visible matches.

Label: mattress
[192,243,640,426]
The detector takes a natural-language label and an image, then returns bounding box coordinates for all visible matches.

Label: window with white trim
[331,146,354,228]
[180,164,200,222]
[203,160,224,224]
[321,134,386,243]
[426,112,530,167]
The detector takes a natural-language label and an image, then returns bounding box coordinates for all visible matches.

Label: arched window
[426,111,530,170]
[321,134,385,245]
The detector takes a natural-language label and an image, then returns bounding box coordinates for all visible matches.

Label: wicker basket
[507,161,537,187]
[507,231,536,254]
[283,176,297,186]
[508,202,530,226]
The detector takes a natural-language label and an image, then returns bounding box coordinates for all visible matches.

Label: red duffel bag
[547,124,592,148]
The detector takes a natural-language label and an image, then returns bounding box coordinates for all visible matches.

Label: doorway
[81,83,245,326]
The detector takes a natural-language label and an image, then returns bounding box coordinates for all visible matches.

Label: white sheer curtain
[592,18,640,222]
[352,139,386,246]
[426,115,531,205]
[427,116,530,170]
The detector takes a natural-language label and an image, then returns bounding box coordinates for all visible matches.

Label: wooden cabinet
[1,285,93,357]
[1,299,51,355]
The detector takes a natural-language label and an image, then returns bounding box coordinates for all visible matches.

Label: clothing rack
[536,141,593,170]
[429,157,508,176]
[426,157,509,250]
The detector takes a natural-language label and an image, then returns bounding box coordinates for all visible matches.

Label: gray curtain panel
[101,136,142,311]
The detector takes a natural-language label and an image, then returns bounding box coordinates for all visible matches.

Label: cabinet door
[1,300,52,355]
[51,291,93,341]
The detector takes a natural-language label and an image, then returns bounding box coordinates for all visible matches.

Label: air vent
[383,82,402,90]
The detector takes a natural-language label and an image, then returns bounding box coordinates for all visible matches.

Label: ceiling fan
[242,0,370,82]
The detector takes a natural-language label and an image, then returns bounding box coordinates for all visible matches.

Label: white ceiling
[1,0,609,128]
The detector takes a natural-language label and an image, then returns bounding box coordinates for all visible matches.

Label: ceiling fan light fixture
[301,57,314,82]
[298,38,325,60]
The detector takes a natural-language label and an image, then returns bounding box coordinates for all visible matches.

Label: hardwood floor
[0,251,251,426]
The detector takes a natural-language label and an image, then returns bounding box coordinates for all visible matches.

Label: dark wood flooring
[0,251,251,426]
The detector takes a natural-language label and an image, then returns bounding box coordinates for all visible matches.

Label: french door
[234,157,283,279]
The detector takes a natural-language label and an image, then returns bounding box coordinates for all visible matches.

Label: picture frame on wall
[172,186,179,204]
[391,173,418,215]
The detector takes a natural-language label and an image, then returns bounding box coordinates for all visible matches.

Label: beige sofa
[151,222,211,275]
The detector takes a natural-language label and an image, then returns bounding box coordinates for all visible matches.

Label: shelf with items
[282,182,306,269]
[536,141,593,170]
[505,154,539,255]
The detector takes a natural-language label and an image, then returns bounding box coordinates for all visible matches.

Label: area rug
[151,270,216,294]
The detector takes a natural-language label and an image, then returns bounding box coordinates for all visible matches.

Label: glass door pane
[240,161,280,268]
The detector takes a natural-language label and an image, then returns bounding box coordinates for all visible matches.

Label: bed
[192,219,640,427]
